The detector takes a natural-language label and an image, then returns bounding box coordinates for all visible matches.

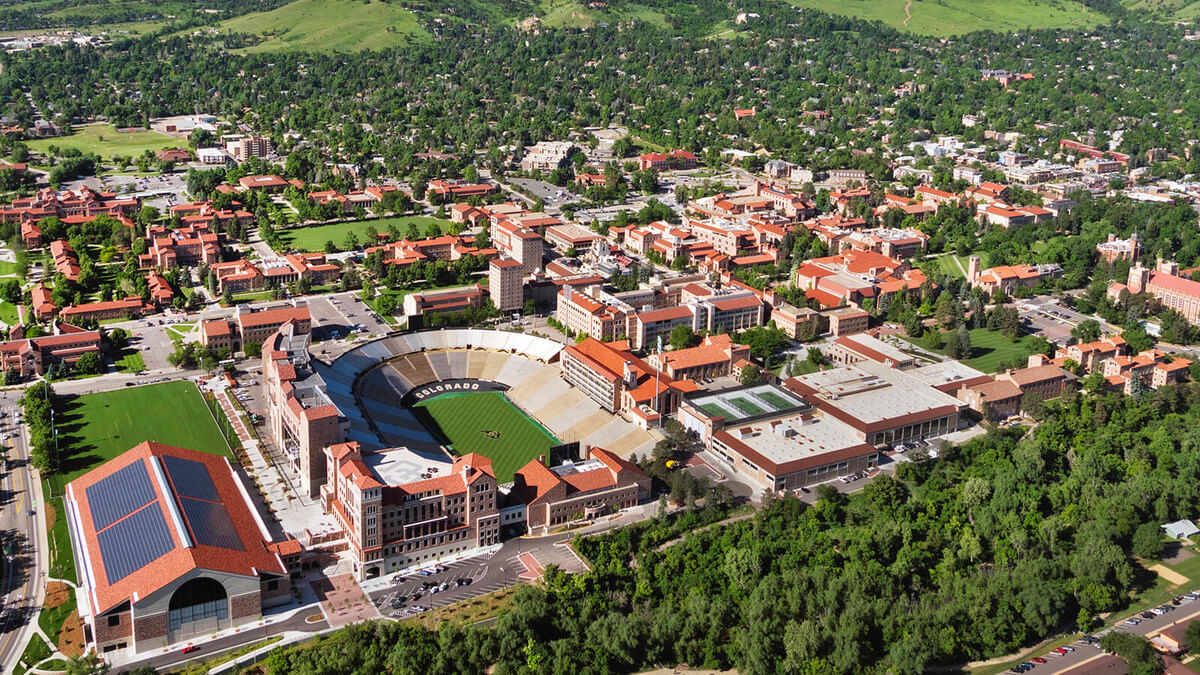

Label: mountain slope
[216,0,429,53]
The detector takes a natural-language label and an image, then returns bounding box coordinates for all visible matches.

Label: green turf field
[216,0,430,53]
[278,216,453,252]
[46,380,231,495]
[27,125,185,159]
[758,391,795,411]
[728,397,766,416]
[783,0,1105,36]
[413,391,559,484]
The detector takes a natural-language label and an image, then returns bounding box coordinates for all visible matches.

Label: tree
[739,364,762,385]
[1099,632,1162,674]
[523,299,536,316]
[1132,522,1164,560]
[74,351,101,375]
[244,341,262,358]
[64,652,110,675]
[669,324,697,351]
[945,325,972,360]
[1072,319,1102,344]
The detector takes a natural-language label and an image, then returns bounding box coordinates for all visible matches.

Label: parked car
[181,645,200,654]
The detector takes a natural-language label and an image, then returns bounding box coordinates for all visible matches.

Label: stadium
[311,329,658,486]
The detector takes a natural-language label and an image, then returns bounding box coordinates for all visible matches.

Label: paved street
[0,397,43,672]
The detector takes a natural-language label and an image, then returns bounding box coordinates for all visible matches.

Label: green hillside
[1123,0,1200,20]
[784,0,1107,36]
[216,0,430,53]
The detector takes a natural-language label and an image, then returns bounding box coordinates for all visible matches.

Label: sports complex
[311,329,658,486]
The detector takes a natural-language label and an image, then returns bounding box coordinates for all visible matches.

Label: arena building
[64,442,290,654]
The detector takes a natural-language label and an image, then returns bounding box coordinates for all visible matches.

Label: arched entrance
[168,577,229,642]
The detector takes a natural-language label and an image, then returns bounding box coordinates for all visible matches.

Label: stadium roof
[65,442,285,614]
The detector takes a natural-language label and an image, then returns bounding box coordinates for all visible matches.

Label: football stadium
[313,329,658,484]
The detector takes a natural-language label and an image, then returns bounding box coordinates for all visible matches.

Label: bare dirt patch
[44,581,70,609]
[1150,563,1189,586]
[58,612,85,657]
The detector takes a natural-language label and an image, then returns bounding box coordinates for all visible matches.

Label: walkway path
[902,0,913,27]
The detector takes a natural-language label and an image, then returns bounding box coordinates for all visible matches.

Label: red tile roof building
[511,447,650,534]
[637,149,697,171]
[64,441,289,654]
[967,256,1062,296]
[59,297,148,323]
[142,224,221,269]
[427,179,494,200]
[30,282,55,321]
[0,186,139,224]
[321,442,501,579]
[50,239,80,281]
[491,217,545,275]
[1110,259,1200,325]
[0,328,101,378]
[647,334,751,382]
[402,285,486,321]
[560,337,695,422]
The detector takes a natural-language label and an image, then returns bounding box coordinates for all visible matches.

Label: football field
[413,391,559,484]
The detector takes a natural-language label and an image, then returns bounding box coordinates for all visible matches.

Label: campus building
[560,337,695,425]
[491,218,544,275]
[678,383,879,493]
[0,329,101,378]
[489,257,524,312]
[321,442,501,579]
[201,302,311,353]
[510,447,651,534]
[64,442,290,654]
[1110,259,1200,325]
[262,321,346,498]
[647,334,751,382]
[784,360,966,447]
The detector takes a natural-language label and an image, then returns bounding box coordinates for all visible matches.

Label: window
[108,615,121,627]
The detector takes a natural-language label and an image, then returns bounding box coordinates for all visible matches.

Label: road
[0,396,43,673]
[1016,592,1200,674]
[129,608,328,674]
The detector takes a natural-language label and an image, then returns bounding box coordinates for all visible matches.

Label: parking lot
[306,291,392,341]
[508,177,581,210]
[1016,296,1112,345]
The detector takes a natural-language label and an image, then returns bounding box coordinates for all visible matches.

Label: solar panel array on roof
[161,455,220,502]
[96,503,176,584]
[86,461,156,531]
[178,498,244,551]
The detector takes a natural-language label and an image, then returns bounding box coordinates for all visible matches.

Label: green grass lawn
[14,633,50,675]
[216,0,430,53]
[45,495,76,584]
[38,578,76,646]
[0,300,18,326]
[278,216,454,252]
[44,380,232,496]
[789,359,822,376]
[114,349,146,373]
[700,403,732,419]
[27,125,186,160]
[898,327,1034,374]
[0,260,23,277]
[782,0,1105,35]
[537,0,670,29]
[412,391,559,484]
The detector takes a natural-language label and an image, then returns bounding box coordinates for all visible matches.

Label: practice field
[413,391,559,484]
[46,380,231,495]
[26,125,186,159]
[278,216,454,252]
[783,0,1105,35]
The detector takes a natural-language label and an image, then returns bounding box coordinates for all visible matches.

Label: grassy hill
[1123,0,1200,20]
[783,0,1107,36]
[215,0,429,53]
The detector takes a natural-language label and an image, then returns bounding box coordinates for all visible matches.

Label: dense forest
[259,380,1200,674]
[3,3,1199,178]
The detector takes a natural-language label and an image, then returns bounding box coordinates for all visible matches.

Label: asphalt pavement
[0,396,44,673]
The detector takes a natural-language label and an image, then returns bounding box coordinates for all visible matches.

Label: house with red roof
[0,328,100,378]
